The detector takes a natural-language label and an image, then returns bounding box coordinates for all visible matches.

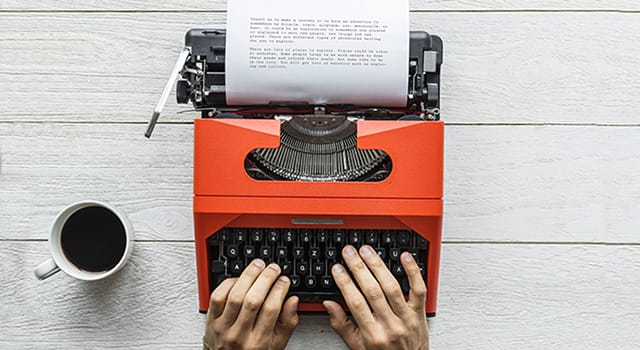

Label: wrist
[203,337,213,350]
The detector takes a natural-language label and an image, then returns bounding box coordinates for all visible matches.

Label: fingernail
[361,245,374,257]
[344,246,356,256]
[332,264,345,273]
[268,263,281,272]
[253,259,265,267]
[279,275,290,283]
[402,252,414,262]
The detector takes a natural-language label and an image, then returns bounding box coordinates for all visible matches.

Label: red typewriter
[147,29,444,316]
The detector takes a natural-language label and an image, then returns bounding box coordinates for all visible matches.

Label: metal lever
[145,47,191,138]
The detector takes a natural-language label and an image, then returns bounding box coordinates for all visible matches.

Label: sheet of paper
[225,0,409,107]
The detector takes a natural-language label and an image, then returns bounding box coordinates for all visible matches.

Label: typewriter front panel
[193,118,444,200]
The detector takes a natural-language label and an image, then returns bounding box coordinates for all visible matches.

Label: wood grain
[1,0,639,11]
[1,241,638,349]
[1,12,640,124]
[2,123,639,243]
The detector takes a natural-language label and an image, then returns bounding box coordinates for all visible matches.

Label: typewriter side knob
[176,80,190,104]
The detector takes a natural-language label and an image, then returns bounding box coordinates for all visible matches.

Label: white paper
[225,0,409,107]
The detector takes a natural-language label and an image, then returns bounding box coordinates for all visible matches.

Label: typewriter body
[148,29,444,316]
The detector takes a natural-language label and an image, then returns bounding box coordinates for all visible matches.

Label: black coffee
[61,206,127,272]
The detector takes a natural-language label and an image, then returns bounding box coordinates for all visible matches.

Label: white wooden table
[1,1,640,349]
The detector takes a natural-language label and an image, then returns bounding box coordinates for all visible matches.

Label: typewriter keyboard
[207,228,429,302]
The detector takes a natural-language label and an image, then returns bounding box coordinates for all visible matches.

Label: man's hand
[323,245,429,350]
[204,259,299,350]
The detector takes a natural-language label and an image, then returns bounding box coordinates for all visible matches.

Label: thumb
[273,296,299,348]
[323,300,364,350]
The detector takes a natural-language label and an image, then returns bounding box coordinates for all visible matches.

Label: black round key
[399,231,411,245]
[392,263,404,277]
[309,247,320,259]
[417,263,426,277]
[260,246,272,260]
[321,276,333,289]
[285,231,294,243]
[227,245,239,258]
[220,229,231,242]
[417,236,429,249]
[305,276,317,288]
[318,230,328,243]
[313,262,325,275]
[277,246,288,259]
[290,275,301,288]
[251,230,263,242]
[244,245,255,258]
[281,261,293,274]
[302,231,311,243]
[293,247,304,259]
[230,261,244,275]
[382,231,394,244]
[297,262,309,275]
[366,231,378,245]
[325,247,337,259]
[349,230,361,244]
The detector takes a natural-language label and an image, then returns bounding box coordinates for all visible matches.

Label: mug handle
[34,258,60,280]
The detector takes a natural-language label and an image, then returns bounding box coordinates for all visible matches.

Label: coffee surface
[61,206,126,272]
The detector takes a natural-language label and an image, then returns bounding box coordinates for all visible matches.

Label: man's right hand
[323,245,429,350]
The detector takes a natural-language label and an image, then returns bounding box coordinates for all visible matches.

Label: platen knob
[176,80,190,104]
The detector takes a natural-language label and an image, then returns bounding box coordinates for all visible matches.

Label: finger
[253,275,291,337]
[401,252,427,312]
[220,259,266,325]
[342,245,394,318]
[323,300,364,350]
[208,277,237,320]
[331,263,376,329]
[273,296,300,349]
[358,245,409,316]
[234,263,282,328]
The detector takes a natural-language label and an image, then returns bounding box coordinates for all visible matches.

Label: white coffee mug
[34,200,134,281]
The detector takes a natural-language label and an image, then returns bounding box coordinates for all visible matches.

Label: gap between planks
[2,238,640,246]
[1,121,640,127]
[2,9,640,13]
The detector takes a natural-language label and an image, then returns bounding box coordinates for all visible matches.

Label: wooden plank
[1,241,638,349]
[445,125,640,244]
[0,123,194,241]
[1,12,640,124]
[433,243,640,349]
[1,123,639,243]
[1,0,639,11]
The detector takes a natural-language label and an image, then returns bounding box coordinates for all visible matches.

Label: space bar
[288,292,342,302]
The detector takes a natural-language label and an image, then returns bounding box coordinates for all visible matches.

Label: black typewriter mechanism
[180,29,441,118]
[146,28,443,138]
[245,115,393,182]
